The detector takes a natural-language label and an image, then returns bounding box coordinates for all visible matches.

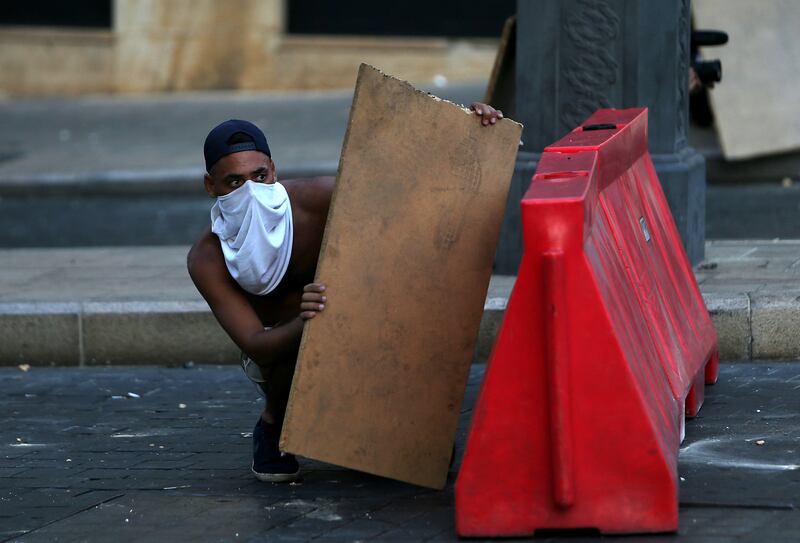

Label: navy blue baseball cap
[203,119,271,172]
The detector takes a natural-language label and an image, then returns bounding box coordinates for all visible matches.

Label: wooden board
[694,0,800,159]
[281,64,522,489]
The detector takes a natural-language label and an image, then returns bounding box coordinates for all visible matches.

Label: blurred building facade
[0,0,514,97]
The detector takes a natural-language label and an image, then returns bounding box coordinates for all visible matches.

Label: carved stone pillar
[495,0,705,273]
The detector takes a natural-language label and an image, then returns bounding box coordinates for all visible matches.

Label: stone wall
[0,0,496,97]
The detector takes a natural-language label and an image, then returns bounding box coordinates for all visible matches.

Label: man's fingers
[471,101,506,127]
[301,283,327,320]
[301,292,326,303]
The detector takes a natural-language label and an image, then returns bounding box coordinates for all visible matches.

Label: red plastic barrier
[456,108,718,536]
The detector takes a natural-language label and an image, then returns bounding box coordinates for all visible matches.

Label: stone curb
[1,290,796,366]
[0,301,238,367]
[750,292,800,359]
[703,293,751,360]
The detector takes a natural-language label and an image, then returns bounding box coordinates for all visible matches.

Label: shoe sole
[251,463,300,483]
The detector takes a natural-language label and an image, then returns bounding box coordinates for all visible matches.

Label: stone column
[495,0,705,273]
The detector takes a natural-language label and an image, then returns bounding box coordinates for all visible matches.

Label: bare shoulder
[284,176,335,215]
[187,227,224,282]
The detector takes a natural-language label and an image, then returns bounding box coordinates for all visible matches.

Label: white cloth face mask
[210,180,293,295]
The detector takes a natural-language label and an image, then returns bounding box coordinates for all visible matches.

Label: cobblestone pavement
[1,363,799,542]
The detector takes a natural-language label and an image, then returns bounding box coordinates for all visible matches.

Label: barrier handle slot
[582,123,618,131]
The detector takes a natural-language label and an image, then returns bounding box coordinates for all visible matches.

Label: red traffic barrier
[456,108,718,536]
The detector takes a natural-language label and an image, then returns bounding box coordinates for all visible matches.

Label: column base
[652,146,706,265]
[495,152,538,275]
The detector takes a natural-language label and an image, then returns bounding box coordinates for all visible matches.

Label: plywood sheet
[281,64,522,489]
[694,0,800,159]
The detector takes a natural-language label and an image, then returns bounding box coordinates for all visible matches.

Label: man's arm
[187,234,320,368]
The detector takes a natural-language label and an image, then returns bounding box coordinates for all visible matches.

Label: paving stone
[267,516,348,539]
[127,458,198,470]
[0,529,28,540]
[396,507,455,539]
[0,467,28,477]
[324,517,395,538]
[1,365,799,541]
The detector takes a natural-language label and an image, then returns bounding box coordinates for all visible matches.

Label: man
[188,102,504,482]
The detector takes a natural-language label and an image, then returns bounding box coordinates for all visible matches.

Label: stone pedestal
[495,151,538,274]
[495,0,705,273]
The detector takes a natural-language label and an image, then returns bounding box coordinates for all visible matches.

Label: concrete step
[2,183,799,248]
[1,240,798,366]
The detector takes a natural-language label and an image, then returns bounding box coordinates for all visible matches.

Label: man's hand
[300,283,327,320]
[470,102,504,126]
